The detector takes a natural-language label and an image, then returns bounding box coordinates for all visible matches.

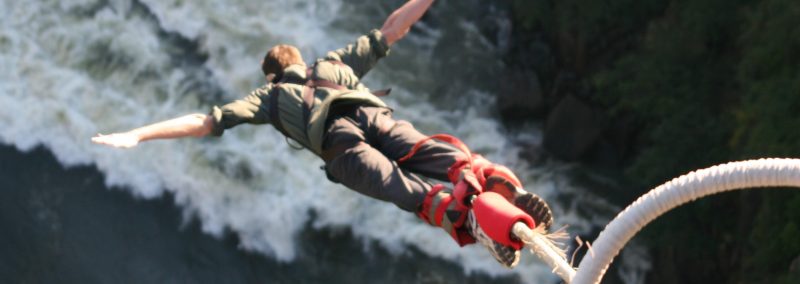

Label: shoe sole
[485,176,555,231]
[514,192,554,231]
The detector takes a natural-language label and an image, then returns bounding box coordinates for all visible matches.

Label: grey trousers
[322,106,466,212]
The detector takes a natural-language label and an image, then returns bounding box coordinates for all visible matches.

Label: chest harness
[267,60,390,152]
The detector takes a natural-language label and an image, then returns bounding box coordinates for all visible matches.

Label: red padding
[452,180,471,210]
[472,192,535,250]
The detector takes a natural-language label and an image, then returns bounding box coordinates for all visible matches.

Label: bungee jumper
[92,0,554,268]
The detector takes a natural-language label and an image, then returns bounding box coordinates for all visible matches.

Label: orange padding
[472,192,535,250]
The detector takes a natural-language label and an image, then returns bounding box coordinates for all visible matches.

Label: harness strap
[399,134,523,208]
[402,134,529,246]
[268,83,291,138]
[397,134,474,165]
[417,184,475,246]
[269,60,391,150]
[372,88,392,97]
[301,85,314,141]
[311,60,391,96]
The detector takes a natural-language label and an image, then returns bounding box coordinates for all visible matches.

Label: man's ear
[266,73,276,83]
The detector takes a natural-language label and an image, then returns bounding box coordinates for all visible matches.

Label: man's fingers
[91,136,109,145]
[91,133,105,143]
[91,134,119,146]
[90,133,138,148]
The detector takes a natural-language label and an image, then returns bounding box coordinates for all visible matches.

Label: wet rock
[516,138,547,166]
[497,69,545,121]
[543,94,608,161]
[583,113,638,168]
[791,255,800,272]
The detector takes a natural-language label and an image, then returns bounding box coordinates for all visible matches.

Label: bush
[509,0,800,282]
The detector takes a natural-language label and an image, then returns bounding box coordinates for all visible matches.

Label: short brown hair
[261,44,304,82]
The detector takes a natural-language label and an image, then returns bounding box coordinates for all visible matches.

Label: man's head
[261,44,304,83]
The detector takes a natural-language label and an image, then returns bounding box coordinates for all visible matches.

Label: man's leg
[358,107,466,182]
[363,107,554,230]
[323,112,432,212]
[326,142,432,212]
[324,107,553,268]
[323,108,477,244]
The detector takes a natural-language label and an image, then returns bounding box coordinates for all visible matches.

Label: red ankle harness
[398,134,532,247]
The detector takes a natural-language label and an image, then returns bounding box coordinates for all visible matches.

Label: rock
[543,94,608,161]
[583,113,638,168]
[516,138,547,166]
[497,69,546,121]
[791,255,800,272]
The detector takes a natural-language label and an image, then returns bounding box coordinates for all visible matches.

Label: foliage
[734,0,800,158]
[510,0,800,282]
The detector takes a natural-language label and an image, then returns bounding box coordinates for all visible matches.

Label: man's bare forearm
[131,114,213,142]
[92,113,213,148]
[381,0,435,45]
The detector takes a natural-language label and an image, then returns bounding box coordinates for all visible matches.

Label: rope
[512,223,575,281]
[511,158,800,284]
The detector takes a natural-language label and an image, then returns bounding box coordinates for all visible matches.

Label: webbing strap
[268,83,291,138]
[301,61,350,142]
[269,60,390,150]
[301,86,314,138]
[399,134,524,208]
[397,134,474,165]
[371,88,392,97]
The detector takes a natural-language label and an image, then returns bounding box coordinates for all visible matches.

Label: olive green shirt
[209,29,390,155]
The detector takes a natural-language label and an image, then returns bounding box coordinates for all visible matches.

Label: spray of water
[0,0,651,282]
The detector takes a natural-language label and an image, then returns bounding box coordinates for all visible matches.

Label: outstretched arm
[92,114,213,148]
[324,0,435,77]
[380,0,435,46]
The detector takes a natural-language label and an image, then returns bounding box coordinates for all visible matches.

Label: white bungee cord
[511,158,800,283]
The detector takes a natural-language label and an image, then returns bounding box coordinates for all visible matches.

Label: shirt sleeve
[323,29,390,79]
[208,86,272,137]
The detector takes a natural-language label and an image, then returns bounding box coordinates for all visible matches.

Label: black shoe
[485,176,555,231]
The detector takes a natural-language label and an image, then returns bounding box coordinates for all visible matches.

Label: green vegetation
[509,0,800,282]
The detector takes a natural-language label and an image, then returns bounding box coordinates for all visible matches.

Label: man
[92,0,553,268]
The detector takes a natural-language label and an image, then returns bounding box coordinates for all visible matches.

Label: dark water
[0,144,519,283]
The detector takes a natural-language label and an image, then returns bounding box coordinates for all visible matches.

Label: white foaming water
[0,0,650,282]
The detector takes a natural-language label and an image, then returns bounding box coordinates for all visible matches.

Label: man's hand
[381,0,435,46]
[92,132,140,148]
